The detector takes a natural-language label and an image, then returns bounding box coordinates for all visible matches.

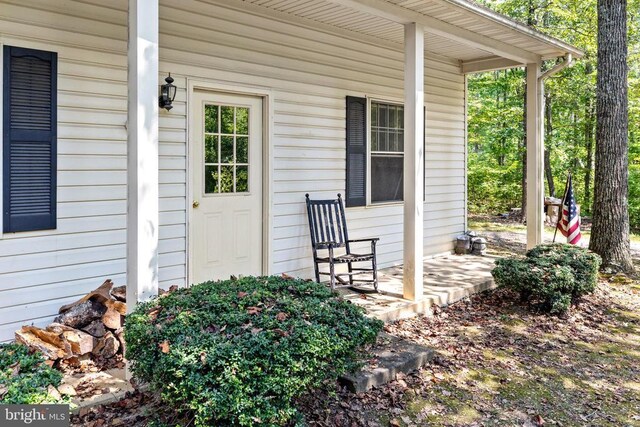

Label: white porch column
[126,0,159,309]
[526,62,544,249]
[403,23,425,301]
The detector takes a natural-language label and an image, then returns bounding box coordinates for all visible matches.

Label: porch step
[339,333,434,393]
[338,274,496,323]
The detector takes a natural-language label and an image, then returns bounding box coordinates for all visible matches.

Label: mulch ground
[70,235,640,426]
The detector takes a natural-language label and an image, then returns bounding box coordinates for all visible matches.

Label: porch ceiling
[240,0,583,69]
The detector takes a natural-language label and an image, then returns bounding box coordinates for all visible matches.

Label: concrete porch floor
[339,254,497,322]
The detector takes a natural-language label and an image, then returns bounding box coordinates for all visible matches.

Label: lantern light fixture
[159,73,177,111]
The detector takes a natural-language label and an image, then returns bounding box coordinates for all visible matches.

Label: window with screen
[370,102,404,203]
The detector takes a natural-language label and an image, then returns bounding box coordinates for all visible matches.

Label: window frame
[366,97,406,206]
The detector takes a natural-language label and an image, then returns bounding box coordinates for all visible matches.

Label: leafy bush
[492,244,602,313]
[125,276,383,426]
[0,343,66,404]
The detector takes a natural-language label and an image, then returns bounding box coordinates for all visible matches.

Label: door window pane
[221,106,234,134]
[221,136,234,163]
[203,103,250,194]
[205,135,218,163]
[205,105,218,133]
[205,165,219,194]
[236,166,248,192]
[220,165,234,193]
[237,137,249,163]
[236,107,249,134]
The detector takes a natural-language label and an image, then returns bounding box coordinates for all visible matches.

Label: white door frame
[186,79,273,285]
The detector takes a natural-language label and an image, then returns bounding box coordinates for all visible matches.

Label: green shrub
[125,276,383,426]
[492,244,602,313]
[525,244,601,296]
[0,343,66,404]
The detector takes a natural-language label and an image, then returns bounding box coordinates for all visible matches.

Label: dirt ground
[71,220,640,426]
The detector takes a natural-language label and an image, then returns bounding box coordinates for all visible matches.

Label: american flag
[558,174,582,245]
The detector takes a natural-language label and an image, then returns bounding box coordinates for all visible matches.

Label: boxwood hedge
[125,276,383,426]
[492,243,601,313]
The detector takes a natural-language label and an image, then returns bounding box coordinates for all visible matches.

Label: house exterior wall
[0,0,466,341]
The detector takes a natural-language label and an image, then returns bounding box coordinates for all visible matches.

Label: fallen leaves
[246,306,262,315]
[9,361,20,377]
[276,312,287,321]
[159,340,170,354]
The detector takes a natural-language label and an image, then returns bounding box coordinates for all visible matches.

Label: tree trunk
[584,96,595,211]
[544,92,555,197]
[590,0,634,272]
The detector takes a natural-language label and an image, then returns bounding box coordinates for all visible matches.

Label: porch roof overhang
[231,0,584,73]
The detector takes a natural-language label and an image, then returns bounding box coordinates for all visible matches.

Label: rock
[54,300,107,329]
[82,320,107,337]
[57,383,77,397]
[93,332,120,359]
[59,280,114,314]
[62,329,95,355]
[111,285,126,302]
[15,326,71,360]
[102,308,123,330]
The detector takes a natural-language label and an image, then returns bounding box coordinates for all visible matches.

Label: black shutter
[345,96,366,207]
[3,46,57,232]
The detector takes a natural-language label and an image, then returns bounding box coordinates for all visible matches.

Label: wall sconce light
[159,73,177,111]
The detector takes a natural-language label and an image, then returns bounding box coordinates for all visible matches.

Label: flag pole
[553,173,571,243]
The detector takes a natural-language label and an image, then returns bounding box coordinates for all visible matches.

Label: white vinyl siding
[0,0,466,342]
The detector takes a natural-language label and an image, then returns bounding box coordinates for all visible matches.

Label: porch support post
[126,0,159,310]
[403,22,425,301]
[526,61,544,249]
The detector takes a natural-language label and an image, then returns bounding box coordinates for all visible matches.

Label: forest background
[468,0,640,229]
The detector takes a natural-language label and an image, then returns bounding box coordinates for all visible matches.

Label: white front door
[190,91,263,284]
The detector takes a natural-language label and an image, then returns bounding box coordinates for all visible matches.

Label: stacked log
[15,280,127,366]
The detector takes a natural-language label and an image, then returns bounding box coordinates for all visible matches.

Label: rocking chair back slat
[305,194,349,251]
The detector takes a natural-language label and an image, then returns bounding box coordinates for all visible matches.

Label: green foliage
[467,152,523,213]
[468,0,640,227]
[492,244,602,313]
[125,276,383,427]
[0,343,66,404]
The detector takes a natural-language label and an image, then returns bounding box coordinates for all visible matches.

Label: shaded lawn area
[386,282,640,426]
[299,276,640,427]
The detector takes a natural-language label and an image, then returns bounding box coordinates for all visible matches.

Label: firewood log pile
[15,280,127,370]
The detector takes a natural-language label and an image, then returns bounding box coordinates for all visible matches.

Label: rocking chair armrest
[348,238,380,244]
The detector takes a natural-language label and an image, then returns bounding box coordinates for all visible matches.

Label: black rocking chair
[305,193,379,291]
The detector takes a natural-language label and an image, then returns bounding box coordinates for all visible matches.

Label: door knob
[192,200,200,208]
